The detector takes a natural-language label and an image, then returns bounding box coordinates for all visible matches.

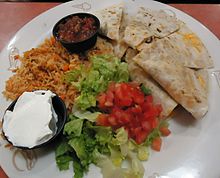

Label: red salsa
[57,16,97,43]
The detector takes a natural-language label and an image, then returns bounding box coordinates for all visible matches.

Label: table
[0,2,220,178]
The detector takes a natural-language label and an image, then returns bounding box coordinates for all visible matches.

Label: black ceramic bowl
[2,94,67,150]
[52,13,100,53]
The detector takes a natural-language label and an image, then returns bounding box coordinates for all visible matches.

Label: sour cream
[3,90,58,148]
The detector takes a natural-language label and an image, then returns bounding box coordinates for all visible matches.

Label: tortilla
[112,40,128,59]
[123,7,180,48]
[134,57,208,119]
[123,20,153,49]
[167,23,213,68]
[137,23,213,69]
[195,69,209,95]
[111,13,129,58]
[94,3,124,41]
[125,48,177,118]
[136,7,180,38]
[124,48,138,62]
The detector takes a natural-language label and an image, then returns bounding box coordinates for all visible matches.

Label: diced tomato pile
[96,82,170,148]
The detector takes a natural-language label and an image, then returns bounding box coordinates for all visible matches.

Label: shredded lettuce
[56,155,73,171]
[55,107,171,178]
[109,145,124,167]
[137,146,149,161]
[140,84,151,95]
[55,140,72,158]
[72,158,84,178]
[56,111,113,178]
[128,151,145,178]
[72,106,101,122]
[114,127,128,145]
[55,138,86,178]
[56,54,171,178]
[55,139,73,170]
[56,108,148,178]
[64,119,84,136]
[64,55,129,110]
[93,126,112,145]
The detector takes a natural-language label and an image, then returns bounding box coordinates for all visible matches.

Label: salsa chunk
[57,15,98,43]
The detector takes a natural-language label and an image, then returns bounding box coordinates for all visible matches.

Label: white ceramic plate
[0,0,220,178]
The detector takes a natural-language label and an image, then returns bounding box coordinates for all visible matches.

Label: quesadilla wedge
[125,48,177,118]
[123,7,180,49]
[137,23,213,69]
[136,7,180,38]
[94,3,124,41]
[134,57,208,119]
[195,69,209,95]
[111,13,129,58]
[123,20,153,49]
[112,40,128,59]
[167,23,213,68]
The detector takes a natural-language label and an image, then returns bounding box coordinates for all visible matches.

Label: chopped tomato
[141,120,152,132]
[151,118,159,129]
[119,97,133,107]
[145,95,153,103]
[155,104,163,115]
[160,126,171,136]
[125,126,134,138]
[131,88,145,105]
[142,102,152,113]
[108,82,116,92]
[135,129,149,145]
[115,83,133,107]
[95,82,167,145]
[121,110,132,123]
[105,90,114,107]
[112,107,130,125]
[96,114,109,126]
[114,83,124,100]
[97,93,107,109]
[107,115,118,126]
[151,137,162,151]
[143,104,160,120]
[130,105,142,114]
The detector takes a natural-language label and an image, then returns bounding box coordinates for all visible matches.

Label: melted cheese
[197,75,206,89]
[183,33,202,52]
